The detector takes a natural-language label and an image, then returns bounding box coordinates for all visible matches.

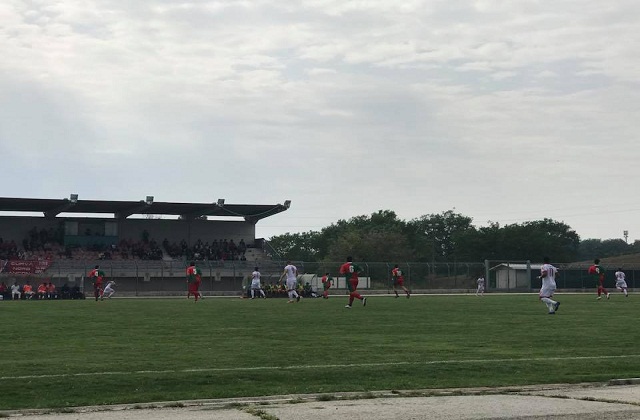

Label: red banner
[4,260,52,274]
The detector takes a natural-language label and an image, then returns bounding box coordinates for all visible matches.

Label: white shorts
[539,281,556,299]
[104,286,115,294]
[251,280,261,289]
[616,281,628,290]
[286,279,297,291]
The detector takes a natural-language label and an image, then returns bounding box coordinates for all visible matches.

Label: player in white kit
[102,281,116,299]
[279,261,300,303]
[476,276,485,296]
[539,257,560,314]
[250,267,266,299]
[614,268,629,297]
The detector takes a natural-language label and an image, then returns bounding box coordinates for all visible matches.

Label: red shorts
[188,281,200,293]
[394,278,405,287]
[348,279,359,293]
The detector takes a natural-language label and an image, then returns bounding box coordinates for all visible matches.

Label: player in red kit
[186,261,202,302]
[321,272,332,299]
[339,256,366,308]
[88,265,106,301]
[588,259,610,300]
[391,264,411,299]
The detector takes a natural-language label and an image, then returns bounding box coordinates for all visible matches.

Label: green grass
[0,293,639,410]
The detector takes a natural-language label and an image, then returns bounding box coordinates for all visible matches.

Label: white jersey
[539,263,557,297]
[477,277,485,287]
[283,264,297,282]
[105,281,115,290]
[251,271,261,288]
[615,271,627,288]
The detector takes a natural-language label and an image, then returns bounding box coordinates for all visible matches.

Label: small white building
[491,263,543,290]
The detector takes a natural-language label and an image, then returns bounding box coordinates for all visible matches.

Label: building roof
[491,263,544,271]
[0,196,290,222]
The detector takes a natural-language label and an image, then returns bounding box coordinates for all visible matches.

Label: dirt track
[6,382,640,420]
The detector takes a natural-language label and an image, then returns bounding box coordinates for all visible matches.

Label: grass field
[1,293,639,411]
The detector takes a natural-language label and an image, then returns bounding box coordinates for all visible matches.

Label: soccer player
[250,267,266,299]
[614,268,629,297]
[279,261,300,303]
[186,261,202,302]
[588,259,610,300]
[340,256,366,308]
[321,272,332,299]
[88,265,105,301]
[103,280,116,299]
[476,276,485,296]
[538,256,560,314]
[391,264,410,298]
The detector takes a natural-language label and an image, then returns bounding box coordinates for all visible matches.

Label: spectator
[11,281,21,300]
[47,282,57,299]
[59,283,70,299]
[37,282,48,300]
[23,281,35,300]
[0,281,8,300]
[237,239,247,258]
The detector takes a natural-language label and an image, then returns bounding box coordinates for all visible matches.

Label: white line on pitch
[2,354,640,381]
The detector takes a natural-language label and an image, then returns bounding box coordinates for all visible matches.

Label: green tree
[406,210,475,262]
[325,230,414,262]
[266,231,322,261]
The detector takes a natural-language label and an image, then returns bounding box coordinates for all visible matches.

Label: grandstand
[0,196,290,295]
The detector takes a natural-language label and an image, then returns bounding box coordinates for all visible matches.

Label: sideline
[3,354,640,381]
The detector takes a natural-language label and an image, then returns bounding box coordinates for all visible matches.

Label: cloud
[1,0,639,240]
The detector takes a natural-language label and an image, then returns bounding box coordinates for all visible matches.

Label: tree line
[267,210,639,263]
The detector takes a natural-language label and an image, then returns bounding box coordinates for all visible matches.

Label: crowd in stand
[163,238,247,262]
[0,228,252,263]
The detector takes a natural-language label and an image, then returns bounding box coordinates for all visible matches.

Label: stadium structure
[0,195,291,296]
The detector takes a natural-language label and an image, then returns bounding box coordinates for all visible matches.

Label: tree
[325,230,414,262]
[578,238,631,260]
[266,231,322,261]
[406,210,475,262]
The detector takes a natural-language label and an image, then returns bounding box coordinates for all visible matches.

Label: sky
[1,0,639,242]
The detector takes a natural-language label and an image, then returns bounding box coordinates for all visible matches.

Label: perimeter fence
[0,259,637,297]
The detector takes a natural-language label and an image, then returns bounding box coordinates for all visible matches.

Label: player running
[614,268,629,297]
[538,257,560,315]
[391,264,410,298]
[103,280,116,299]
[279,261,300,303]
[186,261,202,302]
[340,256,366,308]
[88,265,105,302]
[588,259,610,300]
[321,272,332,299]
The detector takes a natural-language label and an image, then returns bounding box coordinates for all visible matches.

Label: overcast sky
[1,0,639,242]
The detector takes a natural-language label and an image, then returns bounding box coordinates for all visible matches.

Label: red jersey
[588,265,605,283]
[392,267,404,281]
[186,265,202,283]
[339,262,362,281]
[89,268,105,285]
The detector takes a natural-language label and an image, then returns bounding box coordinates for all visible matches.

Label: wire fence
[0,259,637,297]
